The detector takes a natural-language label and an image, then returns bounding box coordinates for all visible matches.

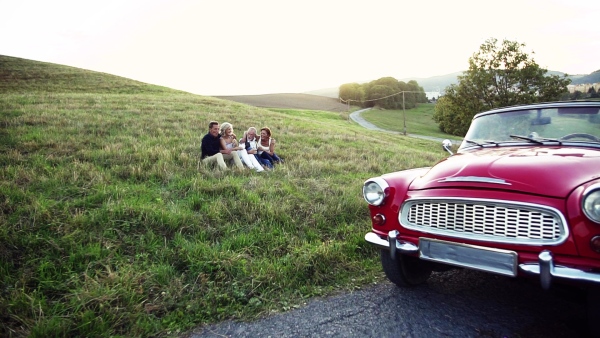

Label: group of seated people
[200,121,283,172]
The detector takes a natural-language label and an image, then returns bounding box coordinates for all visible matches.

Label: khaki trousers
[203,152,244,170]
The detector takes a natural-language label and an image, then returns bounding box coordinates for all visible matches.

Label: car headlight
[363,178,390,206]
[583,184,600,224]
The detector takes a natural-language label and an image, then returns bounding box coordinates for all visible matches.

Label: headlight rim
[582,183,600,224]
[363,177,390,206]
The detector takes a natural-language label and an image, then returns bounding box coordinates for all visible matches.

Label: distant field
[218,94,460,141]
[214,93,351,112]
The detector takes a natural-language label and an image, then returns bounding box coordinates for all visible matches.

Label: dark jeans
[260,152,281,168]
[253,154,272,168]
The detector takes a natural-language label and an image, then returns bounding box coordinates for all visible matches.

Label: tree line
[338,77,428,110]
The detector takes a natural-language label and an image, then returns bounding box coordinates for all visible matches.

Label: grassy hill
[0,55,448,337]
[214,93,349,112]
[0,56,179,94]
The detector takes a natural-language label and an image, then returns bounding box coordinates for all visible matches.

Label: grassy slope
[214,93,350,112]
[0,55,448,337]
[362,105,463,141]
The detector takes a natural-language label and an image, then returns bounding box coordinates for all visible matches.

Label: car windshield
[459,105,600,151]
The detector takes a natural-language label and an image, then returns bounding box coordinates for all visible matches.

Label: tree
[365,84,396,108]
[571,90,584,100]
[339,77,428,109]
[407,80,428,104]
[434,38,571,136]
[363,77,399,108]
[339,83,364,106]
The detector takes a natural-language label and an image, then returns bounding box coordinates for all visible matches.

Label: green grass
[361,104,463,141]
[0,55,448,337]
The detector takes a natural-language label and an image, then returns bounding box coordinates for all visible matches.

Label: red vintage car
[363,101,600,332]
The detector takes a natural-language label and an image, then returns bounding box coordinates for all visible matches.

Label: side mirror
[442,139,453,155]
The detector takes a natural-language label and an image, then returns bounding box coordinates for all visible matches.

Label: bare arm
[268,138,276,155]
[232,138,244,151]
[219,138,232,154]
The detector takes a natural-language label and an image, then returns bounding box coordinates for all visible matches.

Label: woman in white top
[220,123,264,172]
[257,127,282,168]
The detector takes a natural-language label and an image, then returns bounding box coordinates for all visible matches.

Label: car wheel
[380,250,432,287]
[587,288,600,337]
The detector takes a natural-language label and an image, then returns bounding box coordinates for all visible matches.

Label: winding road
[349,108,462,145]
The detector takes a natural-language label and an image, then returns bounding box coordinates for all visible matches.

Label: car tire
[587,288,600,337]
[380,250,432,287]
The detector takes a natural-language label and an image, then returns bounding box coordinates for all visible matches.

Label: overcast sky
[1,0,598,95]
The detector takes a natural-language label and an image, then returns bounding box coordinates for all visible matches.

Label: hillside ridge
[214,93,349,112]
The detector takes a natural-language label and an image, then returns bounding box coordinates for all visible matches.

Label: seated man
[201,121,244,170]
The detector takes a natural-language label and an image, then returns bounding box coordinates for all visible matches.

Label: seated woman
[240,127,271,170]
[220,122,263,172]
[257,127,283,168]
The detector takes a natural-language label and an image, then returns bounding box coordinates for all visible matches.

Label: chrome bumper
[519,251,600,289]
[365,231,600,289]
[365,230,418,259]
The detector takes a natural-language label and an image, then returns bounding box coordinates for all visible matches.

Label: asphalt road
[186,269,588,338]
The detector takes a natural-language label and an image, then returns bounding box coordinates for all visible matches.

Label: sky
[1,0,599,95]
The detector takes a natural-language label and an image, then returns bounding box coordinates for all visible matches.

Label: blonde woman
[220,122,263,172]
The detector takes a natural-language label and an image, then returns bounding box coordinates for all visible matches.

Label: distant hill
[0,55,180,94]
[398,72,463,93]
[303,87,339,98]
[570,70,600,85]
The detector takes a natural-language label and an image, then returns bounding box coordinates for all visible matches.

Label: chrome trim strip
[400,197,569,246]
[519,250,600,288]
[438,176,511,185]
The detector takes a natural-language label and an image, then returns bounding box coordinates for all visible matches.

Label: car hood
[409,146,600,198]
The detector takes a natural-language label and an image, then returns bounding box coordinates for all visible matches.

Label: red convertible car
[363,101,600,332]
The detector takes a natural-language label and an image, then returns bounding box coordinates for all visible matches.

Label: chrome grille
[400,198,567,245]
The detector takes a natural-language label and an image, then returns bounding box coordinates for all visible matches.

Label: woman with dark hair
[257,127,282,168]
